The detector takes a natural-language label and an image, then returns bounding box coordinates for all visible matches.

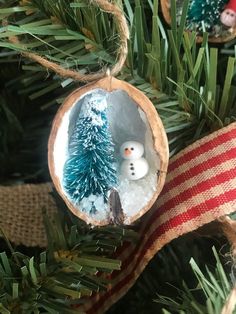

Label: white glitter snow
[117,172,157,224]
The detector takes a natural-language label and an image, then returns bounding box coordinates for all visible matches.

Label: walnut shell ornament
[48,77,169,226]
[161,0,236,43]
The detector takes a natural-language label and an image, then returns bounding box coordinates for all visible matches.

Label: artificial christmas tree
[0,0,236,313]
[63,92,117,213]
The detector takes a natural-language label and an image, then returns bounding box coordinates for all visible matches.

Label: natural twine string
[9,0,129,82]
[219,216,236,314]
[219,216,236,257]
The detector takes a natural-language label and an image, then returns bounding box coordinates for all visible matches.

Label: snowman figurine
[120,141,149,180]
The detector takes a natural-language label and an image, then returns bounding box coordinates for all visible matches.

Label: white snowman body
[120,141,149,180]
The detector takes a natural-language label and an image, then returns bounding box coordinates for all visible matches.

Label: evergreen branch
[0,1,235,314]
[0,212,137,313]
[154,247,235,314]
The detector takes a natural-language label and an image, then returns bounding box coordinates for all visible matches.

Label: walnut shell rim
[48,76,169,226]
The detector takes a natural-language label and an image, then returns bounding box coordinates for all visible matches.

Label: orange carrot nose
[124,148,131,156]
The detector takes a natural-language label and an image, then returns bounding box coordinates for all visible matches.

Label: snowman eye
[125,148,129,151]
[131,147,134,150]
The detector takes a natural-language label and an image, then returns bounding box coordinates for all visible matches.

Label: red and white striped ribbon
[80,122,236,313]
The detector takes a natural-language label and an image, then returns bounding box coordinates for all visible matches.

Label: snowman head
[120,141,144,160]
